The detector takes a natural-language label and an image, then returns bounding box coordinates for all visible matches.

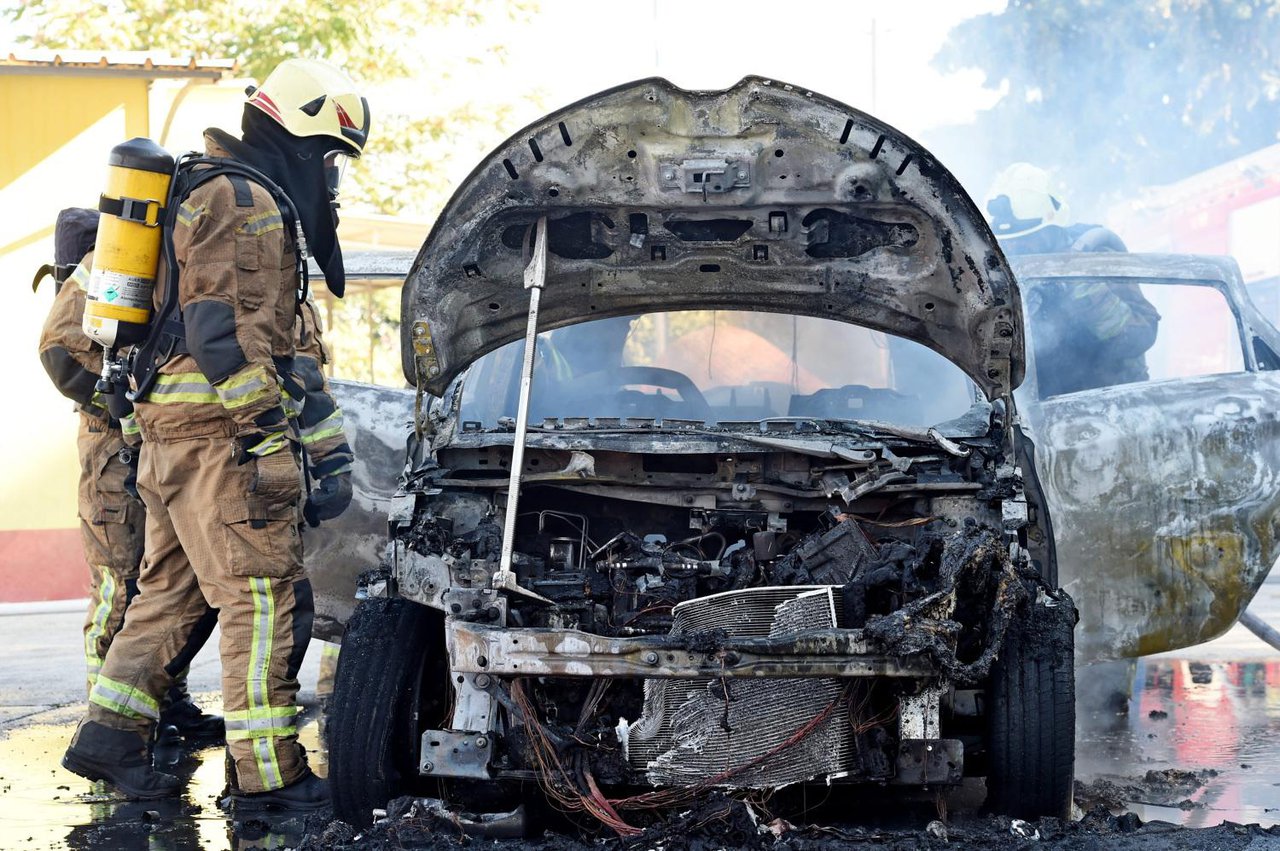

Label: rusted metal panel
[403,76,1022,400]
[1027,372,1280,659]
[1013,254,1280,659]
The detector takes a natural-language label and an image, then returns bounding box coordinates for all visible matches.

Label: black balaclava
[206,106,348,297]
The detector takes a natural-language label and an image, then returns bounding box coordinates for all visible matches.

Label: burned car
[323,78,1075,830]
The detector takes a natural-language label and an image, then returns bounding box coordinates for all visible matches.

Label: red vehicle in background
[1109,143,1280,323]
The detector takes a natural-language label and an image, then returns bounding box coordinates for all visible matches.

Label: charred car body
[325,78,1075,829]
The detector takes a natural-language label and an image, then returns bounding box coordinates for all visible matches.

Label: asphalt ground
[0,574,1276,850]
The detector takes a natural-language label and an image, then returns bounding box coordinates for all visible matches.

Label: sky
[365,0,1010,205]
[0,0,1016,219]
[477,0,1005,133]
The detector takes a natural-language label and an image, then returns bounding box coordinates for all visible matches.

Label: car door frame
[1011,253,1280,660]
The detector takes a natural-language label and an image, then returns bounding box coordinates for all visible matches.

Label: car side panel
[303,379,414,641]
[1027,371,1280,659]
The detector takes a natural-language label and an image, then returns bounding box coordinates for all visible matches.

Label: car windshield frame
[450,309,986,433]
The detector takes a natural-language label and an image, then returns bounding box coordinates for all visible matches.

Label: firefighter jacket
[133,136,298,455]
[39,252,141,442]
[294,296,354,479]
[1005,223,1161,397]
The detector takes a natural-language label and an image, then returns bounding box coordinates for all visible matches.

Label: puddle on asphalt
[1077,658,1280,828]
[1,658,1278,849]
[0,695,327,851]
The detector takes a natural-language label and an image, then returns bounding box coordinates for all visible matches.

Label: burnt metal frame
[445,619,936,679]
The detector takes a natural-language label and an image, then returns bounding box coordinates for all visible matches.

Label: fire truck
[1109,143,1280,322]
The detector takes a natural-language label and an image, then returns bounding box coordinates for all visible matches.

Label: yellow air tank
[82,138,175,349]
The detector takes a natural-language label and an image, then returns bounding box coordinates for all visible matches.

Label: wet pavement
[1,576,1277,850]
[1074,572,1280,830]
[0,607,328,850]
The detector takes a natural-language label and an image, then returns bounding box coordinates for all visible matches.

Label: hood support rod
[495,218,553,603]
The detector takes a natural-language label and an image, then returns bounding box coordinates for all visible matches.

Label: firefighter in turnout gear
[62,58,368,808]
[36,210,223,742]
[984,163,1160,397]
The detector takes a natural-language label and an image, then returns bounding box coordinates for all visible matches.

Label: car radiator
[626,586,855,787]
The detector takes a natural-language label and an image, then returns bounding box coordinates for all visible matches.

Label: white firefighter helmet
[983,162,1071,238]
[246,58,370,157]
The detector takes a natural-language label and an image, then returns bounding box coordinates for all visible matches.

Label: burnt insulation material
[860,524,1036,686]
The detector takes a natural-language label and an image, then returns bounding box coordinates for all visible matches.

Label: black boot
[62,721,182,800]
[159,695,225,745]
[231,768,329,813]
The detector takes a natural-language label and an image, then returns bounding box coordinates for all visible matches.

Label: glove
[237,430,291,465]
[105,383,134,422]
[304,473,353,527]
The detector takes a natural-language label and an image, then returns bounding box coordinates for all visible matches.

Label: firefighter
[985,162,1160,397]
[62,58,368,809]
[36,210,223,742]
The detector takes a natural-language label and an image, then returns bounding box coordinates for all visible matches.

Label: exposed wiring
[510,676,853,837]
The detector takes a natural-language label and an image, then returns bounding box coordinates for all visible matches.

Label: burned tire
[985,591,1076,820]
[328,597,445,827]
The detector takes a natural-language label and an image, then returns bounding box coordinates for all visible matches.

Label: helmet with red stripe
[246,58,370,157]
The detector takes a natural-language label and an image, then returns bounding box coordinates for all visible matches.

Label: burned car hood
[404,76,1023,399]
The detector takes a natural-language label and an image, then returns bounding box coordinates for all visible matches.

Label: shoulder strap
[226,174,254,207]
[130,155,308,400]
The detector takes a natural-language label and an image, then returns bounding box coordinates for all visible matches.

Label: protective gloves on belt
[304,472,352,527]
[236,405,293,465]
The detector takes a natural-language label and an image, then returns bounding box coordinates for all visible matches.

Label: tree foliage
[932,0,1280,212]
[4,0,494,79]
[4,0,532,382]
[3,0,530,216]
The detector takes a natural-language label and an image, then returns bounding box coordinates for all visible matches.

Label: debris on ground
[299,794,1280,851]
[1073,769,1220,812]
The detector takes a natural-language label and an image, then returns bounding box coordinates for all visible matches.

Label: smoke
[923,0,1280,232]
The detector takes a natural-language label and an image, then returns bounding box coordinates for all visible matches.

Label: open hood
[404,76,1023,399]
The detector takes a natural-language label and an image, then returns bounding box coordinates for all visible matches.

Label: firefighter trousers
[77,415,144,693]
[82,431,313,793]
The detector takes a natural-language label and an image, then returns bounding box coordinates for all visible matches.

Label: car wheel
[328,597,445,827]
[985,591,1076,820]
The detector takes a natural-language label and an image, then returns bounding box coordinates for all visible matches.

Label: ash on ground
[301,793,1280,851]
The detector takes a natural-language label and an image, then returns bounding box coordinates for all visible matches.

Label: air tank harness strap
[97,194,165,228]
[129,154,303,403]
[31,262,82,293]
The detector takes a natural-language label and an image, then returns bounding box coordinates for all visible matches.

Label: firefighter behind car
[985,162,1160,397]
[62,58,368,810]
[36,210,223,743]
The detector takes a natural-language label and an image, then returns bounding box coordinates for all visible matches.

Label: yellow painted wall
[1,75,151,537]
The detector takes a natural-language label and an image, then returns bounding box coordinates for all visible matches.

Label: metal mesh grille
[669,585,835,637]
[628,585,852,787]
